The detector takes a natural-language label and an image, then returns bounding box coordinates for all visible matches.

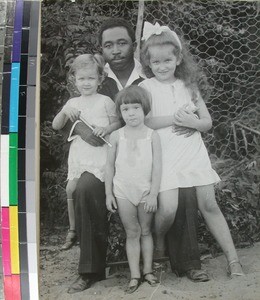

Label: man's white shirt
[104,58,145,91]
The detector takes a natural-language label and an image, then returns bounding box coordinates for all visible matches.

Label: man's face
[101,27,135,71]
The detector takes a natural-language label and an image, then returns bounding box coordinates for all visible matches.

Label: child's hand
[106,195,117,213]
[173,108,198,129]
[62,106,80,122]
[143,194,157,213]
[92,126,108,137]
[172,124,196,137]
[182,103,198,113]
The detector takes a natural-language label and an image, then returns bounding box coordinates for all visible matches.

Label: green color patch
[9,133,18,205]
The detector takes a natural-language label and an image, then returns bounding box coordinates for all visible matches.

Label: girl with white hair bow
[139,21,244,279]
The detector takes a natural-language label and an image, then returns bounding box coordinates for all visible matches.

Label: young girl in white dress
[105,85,162,293]
[139,21,244,278]
[52,54,120,250]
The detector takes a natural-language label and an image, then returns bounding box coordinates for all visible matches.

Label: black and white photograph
[40,1,260,299]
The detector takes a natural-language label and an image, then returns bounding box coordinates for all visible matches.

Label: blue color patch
[9,62,20,132]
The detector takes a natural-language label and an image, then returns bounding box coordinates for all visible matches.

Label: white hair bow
[142,21,182,51]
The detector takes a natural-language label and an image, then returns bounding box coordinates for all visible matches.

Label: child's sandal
[61,230,77,250]
[227,260,244,279]
[143,272,159,287]
[125,278,142,294]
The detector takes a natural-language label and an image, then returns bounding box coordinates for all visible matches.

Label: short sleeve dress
[64,94,117,182]
[139,78,220,192]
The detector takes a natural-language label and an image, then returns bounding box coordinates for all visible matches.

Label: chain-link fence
[143,0,260,161]
[41,0,260,257]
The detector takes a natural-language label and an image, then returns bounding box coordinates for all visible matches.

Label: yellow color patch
[9,206,20,274]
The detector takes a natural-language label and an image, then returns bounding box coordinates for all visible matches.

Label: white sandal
[227,260,244,278]
[61,229,77,250]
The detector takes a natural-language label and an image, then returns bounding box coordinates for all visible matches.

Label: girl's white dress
[64,94,117,182]
[113,127,154,206]
[139,78,220,192]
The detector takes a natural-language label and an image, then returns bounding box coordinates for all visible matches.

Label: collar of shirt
[104,58,146,91]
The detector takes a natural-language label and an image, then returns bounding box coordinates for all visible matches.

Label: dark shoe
[143,272,159,287]
[186,269,210,282]
[61,230,77,250]
[67,276,94,294]
[125,278,142,294]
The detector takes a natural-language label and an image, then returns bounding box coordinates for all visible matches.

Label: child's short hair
[98,18,136,45]
[69,53,106,83]
[115,85,151,118]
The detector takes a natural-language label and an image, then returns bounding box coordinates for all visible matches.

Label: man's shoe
[67,276,94,294]
[186,269,210,282]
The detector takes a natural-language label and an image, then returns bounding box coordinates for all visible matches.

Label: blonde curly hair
[69,53,107,84]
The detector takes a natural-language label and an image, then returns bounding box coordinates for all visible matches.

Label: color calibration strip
[0,1,40,299]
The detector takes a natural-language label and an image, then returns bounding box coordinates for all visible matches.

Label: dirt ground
[40,231,260,300]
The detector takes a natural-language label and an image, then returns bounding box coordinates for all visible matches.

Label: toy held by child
[105,85,162,293]
[139,21,244,278]
[52,54,120,250]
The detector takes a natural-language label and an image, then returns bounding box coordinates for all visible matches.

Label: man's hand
[74,122,105,146]
[172,124,196,137]
[143,194,158,213]
[106,195,117,213]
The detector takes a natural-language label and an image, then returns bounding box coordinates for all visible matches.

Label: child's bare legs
[196,184,243,276]
[61,179,78,250]
[116,198,141,282]
[138,203,154,274]
[154,189,179,257]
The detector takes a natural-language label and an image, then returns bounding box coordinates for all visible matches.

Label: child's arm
[52,103,80,131]
[107,116,122,134]
[93,98,121,137]
[92,116,121,137]
[145,115,174,130]
[140,83,174,130]
[105,131,118,213]
[174,95,212,132]
[144,131,162,213]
